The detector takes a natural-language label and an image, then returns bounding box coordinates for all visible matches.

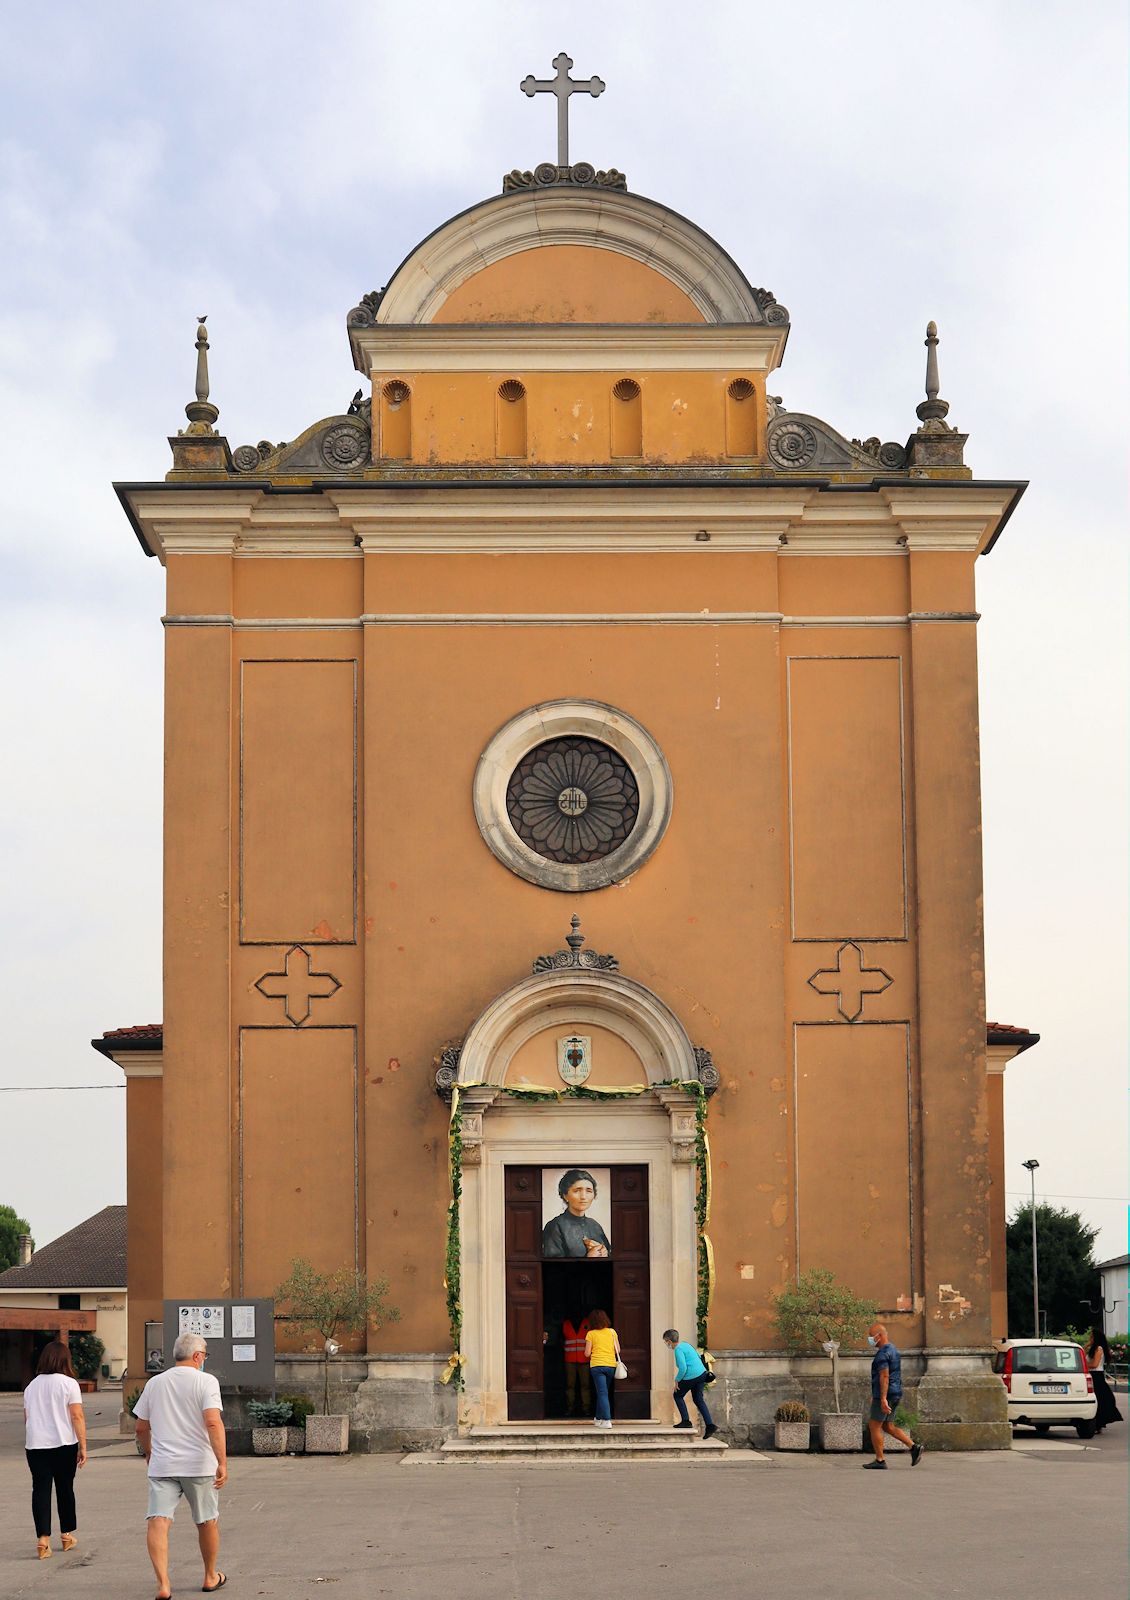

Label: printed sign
[178,1304,225,1339]
[232,1344,256,1363]
[231,1305,256,1339]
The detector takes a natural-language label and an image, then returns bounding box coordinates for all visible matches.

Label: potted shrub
[274,1258,400,1454]
[774,1400,811,1451]
[68,1331,106,1392]
[248,1398,292,1455]
[773,1268,876,1452]
[121,1385,142,1436]
[278,1392,314,1453]
[884,1402,918,1453]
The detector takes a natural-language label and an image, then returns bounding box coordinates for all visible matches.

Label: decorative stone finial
[533,919,618,975]
[906,318,968,468]
[184,316,220,436]
[916,320,950,424]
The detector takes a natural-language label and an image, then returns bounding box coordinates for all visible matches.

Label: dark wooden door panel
[505,1166,544,1419]
[611,1165,651,1418]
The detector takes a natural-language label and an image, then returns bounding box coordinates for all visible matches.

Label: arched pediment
[441,920,717,1096]
[367,188,788,328]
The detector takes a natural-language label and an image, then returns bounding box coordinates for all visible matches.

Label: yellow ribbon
[440,1352,466,1386]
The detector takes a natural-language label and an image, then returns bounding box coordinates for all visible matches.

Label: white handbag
[614,1359,629,1379]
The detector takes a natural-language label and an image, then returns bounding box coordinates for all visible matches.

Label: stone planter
[819,1412,863,1452]
[252,1427,288,1456]
[285,1425,306,1454]
[120,1410,136,1436]
[774,1420,811,1451]
[305,1413,350,1454]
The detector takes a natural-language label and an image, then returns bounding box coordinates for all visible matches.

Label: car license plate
[1032,1383,1069,1394]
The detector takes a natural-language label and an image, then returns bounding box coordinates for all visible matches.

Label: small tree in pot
[274,1258,400,1453]
[773,1268,876,1452]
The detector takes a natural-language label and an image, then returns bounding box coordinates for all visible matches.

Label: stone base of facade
[235,1349,1007,1454]
[713,1349,1009,1452]
[268,1355,456,1453]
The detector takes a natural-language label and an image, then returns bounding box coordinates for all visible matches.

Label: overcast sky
[2,2,1125,1287]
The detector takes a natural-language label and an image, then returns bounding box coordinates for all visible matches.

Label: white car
[993,1339,1098,1437]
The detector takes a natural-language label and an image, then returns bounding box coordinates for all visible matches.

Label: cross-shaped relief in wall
[255,945,341,1026]
[807,941,893,1022]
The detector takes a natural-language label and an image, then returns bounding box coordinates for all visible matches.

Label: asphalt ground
[1,1394,1125,1600]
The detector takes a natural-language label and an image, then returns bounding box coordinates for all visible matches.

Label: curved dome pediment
[371,188,787,328]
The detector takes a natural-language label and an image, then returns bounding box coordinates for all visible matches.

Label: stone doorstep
[440,1424,729,1461]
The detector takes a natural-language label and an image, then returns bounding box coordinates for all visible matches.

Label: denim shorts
[869,1396,902,1422]
[147,1476,220,1523]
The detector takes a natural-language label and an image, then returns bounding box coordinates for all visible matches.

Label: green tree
[0,1205,31,1273]
[773,1267,877,1413]
[1006,1203,1100,1339]
[274,1258,400,1414]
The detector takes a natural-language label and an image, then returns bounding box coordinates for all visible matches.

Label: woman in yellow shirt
[584,1309,622,1429]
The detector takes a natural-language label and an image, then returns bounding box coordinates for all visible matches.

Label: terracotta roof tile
[0,1206,126,1291]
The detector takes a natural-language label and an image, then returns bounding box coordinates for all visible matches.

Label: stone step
[435,1424,731,1462]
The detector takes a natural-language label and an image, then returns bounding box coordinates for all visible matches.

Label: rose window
[505,737,640,864]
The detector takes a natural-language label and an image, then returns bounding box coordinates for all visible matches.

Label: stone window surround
[473,699,673,891]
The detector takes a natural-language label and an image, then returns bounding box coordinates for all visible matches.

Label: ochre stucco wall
[128,228,1006,1392]
[141,535,1003,1361]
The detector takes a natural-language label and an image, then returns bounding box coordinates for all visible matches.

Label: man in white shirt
[134,1332,228,1597]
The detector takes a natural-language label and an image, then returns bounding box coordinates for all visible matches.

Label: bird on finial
[184,314,220,435]
[916,319,950,424]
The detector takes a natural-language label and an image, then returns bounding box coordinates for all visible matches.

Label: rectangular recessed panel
[240,659,356,943]
[788,656,906,939]
[240,1028,357,1295]
[794,1023,912,1306]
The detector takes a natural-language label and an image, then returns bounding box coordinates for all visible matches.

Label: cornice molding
[879,486,1018,554]
[111,1049,163,1079]
[119,482,1019,563]
[351,323,787,377]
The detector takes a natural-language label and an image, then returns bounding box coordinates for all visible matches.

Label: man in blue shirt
[662,1329,718,1438]
[864,1321,923,1469]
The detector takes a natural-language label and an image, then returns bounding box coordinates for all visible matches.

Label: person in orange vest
[562,1313,592,1417]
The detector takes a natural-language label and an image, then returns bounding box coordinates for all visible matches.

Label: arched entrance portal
[448,924,712,1427]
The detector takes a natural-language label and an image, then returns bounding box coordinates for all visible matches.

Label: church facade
[106,135,1031,1448]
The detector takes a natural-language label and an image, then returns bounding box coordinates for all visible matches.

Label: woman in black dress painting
[541,1169,611,1258]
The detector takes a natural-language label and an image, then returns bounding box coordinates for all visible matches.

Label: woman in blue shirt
[662,1329,717,1437]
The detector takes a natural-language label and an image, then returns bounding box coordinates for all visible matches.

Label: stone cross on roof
[521,51,605,166]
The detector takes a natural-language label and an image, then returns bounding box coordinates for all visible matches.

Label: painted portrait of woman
[541,1167,612,1258]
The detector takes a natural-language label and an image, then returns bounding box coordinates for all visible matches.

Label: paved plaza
[1,1394,1124,1599]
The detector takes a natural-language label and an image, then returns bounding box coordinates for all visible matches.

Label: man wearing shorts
[134,1332,227,1595]
[863,1320,923,1469]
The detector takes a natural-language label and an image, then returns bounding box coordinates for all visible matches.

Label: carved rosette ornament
[319,421,370,470]
[767,418,818,468]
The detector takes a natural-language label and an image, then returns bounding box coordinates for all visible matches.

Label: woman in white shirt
[23,1340,87,1559]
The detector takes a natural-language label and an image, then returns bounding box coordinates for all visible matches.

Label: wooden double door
[505,1164,651,1420]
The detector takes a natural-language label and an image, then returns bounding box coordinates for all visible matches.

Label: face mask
[866,1335,878,1347]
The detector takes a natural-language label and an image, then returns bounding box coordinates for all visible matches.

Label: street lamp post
[1022,1159,1040,1339]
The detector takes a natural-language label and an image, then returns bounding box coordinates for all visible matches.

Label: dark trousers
[564,1361,591,1413]
[26,1443,79,1537]
[674,1377,714,1428]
